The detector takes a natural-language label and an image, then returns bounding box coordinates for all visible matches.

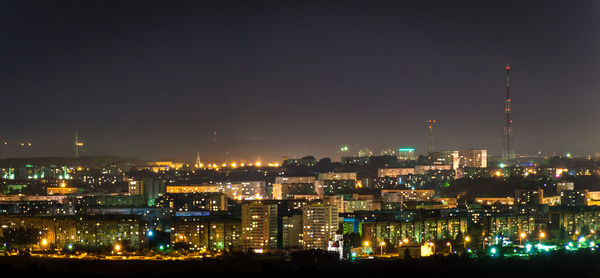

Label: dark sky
[1,0,599,162]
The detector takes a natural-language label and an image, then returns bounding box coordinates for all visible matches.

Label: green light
[398,148,415,152]
[67,244,73,250]
[499,163,505,169]
[159,245,164,251]
[490,247,497,255]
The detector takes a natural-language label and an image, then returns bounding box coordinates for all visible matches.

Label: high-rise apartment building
[241,203,278,252]
[302,204,338,250]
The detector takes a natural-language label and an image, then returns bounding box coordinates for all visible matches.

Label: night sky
[1,0,599,162]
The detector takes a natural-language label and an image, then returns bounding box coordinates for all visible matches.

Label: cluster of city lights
[194,161,281,170]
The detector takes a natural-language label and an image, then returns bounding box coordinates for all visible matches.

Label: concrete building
[378,168,415,178]
[302,204,338,250]
[273,176,316,200]
[282,214,303,248]
[318,172,357,181]
[381,190,436,203]
[241,203,278,252]
[128,178,165,206]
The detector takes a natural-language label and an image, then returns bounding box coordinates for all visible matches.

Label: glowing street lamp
[114,243,122,253]
[464,236,470,249]
[41,238,48,247]
[379,241,386,255]
[446,242,452,253]
[520,232,526,245]
[539,232,546,243]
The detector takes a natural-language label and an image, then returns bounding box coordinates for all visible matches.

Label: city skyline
[1,1,599,161]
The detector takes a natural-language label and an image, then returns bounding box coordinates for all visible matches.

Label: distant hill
[0,156,141,168]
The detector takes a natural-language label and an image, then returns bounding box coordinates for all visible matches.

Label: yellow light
[255,162,262,167]
[403,238,409,244]
[520,232,526,239]
[465,236,471,242]
[539,232,546,239]
[41,238,48,246]
[60,182,66,188]
[363,241,369,247]
[114,243,121,252]
[231,163,237,168]
[379,241,385,246]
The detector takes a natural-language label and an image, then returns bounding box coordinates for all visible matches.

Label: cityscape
[2,0,600,277]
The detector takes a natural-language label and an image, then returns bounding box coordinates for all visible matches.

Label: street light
[379,241,386,255]
[446,242,452,253]
[520,232,526,245]
[539,232,546,243]
[464,236,470,250]
[114,243,122,253]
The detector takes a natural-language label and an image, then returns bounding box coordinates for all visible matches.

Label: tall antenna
[74,132,84,158]
[502,63,514,163]
[426,119,436,154]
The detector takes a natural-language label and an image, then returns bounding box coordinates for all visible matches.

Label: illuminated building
[515,189,543,206]
[560,190,588,207]
[557,182,575,193]
[0,215,147,250]
[128,178,165,205]
[414,165,452,174]
[457,150,487,168]
[47,187,79,195]
[361,216,467,245]
[146,161,184,172]
[318,172,357,181]
[273,176,316,199]
[587,191,600,206]
[316,173,358,195]
[241,203,278,251]
[170,217,240,252]
[323,195,344,213]
[156,193,227,212]
[377,168,415,178]
[381,190,435,203]
[397,148,416,160]
[166,184,221,194]
[343,199,375,213]
[282,157,317,167]
[542,195,561,206]
[302,204,337,250]
[282,214,303,248]
[474,197,515,206]
[341,156,370,166]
